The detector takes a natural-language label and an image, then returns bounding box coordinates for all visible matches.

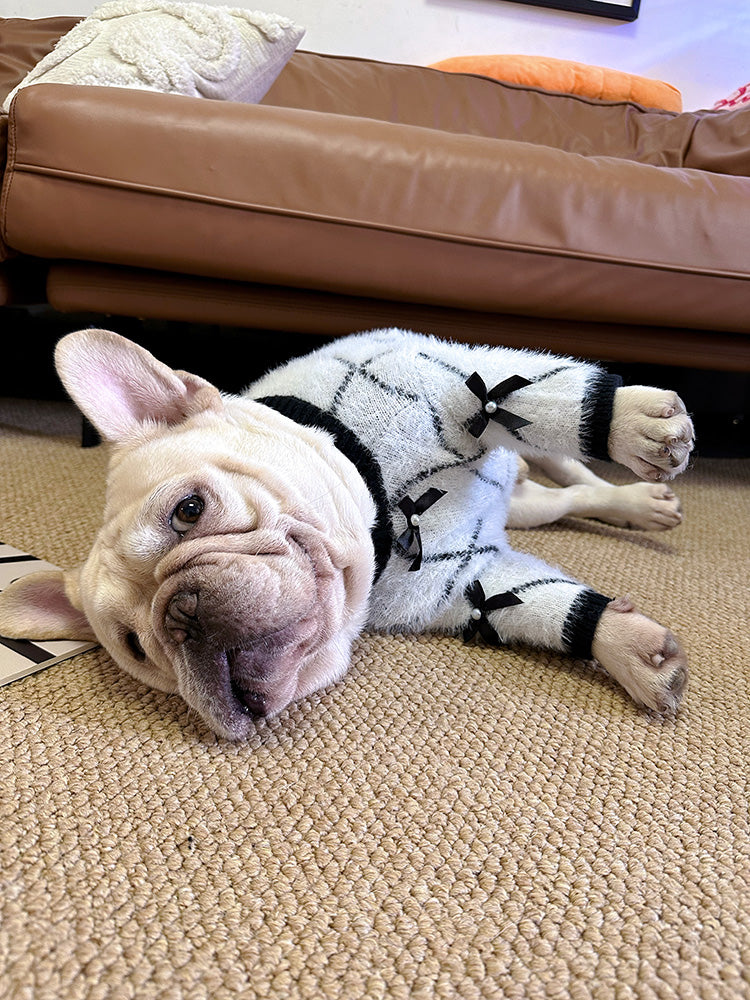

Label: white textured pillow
[2,1,304,112]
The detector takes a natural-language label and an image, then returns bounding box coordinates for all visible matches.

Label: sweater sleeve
[248,330,623,464]
[407,336,623,463]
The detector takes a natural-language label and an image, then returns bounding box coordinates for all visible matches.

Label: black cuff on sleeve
[581,372,623,462]
[562,589,612,660]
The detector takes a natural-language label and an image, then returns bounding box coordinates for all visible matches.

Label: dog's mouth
[166,629,315,736]
[224,635,307,719]
[151,524,353,737]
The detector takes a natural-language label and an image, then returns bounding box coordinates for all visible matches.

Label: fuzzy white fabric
[2,1,304,113]
[249,330,620,656]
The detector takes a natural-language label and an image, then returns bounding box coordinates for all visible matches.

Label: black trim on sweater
[562,589,612,660]
[256,395,391,582]
[581,372,623,462]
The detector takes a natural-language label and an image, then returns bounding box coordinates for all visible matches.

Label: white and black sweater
[249,330,621,660]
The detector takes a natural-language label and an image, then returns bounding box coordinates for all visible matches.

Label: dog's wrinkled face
[79,416,375,738]
[0,331,376,739]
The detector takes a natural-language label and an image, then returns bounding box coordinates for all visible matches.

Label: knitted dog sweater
[249,330,621,659]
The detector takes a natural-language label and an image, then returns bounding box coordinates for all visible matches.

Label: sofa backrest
[264,50,750,176]
[2,16,749,177]
[0,16,80,106]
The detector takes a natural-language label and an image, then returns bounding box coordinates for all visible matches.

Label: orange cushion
[429,54,682,112]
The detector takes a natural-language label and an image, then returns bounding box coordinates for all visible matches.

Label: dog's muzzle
[154,537,323,725]
[164,583,316,717]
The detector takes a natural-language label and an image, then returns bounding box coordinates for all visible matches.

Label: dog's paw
[608,386,694,482]
[596,482,683,531]
[591,596,688,713]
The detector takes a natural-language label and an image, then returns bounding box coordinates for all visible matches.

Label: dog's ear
[0,569,96,642]
[55,329,223,442]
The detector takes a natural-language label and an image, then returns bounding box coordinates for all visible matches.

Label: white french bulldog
[0,328,694,739]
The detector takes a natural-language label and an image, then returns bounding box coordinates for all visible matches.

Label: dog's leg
[507,456,683,530]
[525,454,611,488]
[420,339,693,475]
[506,477,588,528]
[429,546,687,712]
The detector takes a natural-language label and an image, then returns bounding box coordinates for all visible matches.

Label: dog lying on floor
[0,328,694,739]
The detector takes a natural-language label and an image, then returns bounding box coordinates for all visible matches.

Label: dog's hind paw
[608,386,694,482]
[591,596,688,713]
[596,482,683,531]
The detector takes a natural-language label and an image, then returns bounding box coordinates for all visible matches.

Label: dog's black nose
[232,685,268,717]
[166,590,200,643]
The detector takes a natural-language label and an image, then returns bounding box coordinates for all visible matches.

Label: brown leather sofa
[2,14,750,372]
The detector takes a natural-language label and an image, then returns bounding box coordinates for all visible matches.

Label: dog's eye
[170,495,205,534]
[126,631,146,661]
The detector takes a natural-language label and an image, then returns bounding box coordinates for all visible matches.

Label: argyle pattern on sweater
[249,330,619,659]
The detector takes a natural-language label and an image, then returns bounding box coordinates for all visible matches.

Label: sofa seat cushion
[4,81,750,336]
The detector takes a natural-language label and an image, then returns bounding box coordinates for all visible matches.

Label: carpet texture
[1,396,748,999]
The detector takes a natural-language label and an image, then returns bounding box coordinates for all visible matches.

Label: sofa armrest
[3,83,750,327]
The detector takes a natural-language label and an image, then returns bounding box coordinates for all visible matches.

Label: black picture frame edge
[505,0,640,22]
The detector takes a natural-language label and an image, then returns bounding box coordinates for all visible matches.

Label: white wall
[2,0,748,110]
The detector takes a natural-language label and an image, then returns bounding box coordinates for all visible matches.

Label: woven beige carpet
[1,395,749,1000]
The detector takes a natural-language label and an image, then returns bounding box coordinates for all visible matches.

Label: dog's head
[0,330,376,739]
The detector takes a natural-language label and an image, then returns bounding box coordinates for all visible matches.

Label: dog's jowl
[0,329,694,739]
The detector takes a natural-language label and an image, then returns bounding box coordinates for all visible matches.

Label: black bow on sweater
[397,487,447,571]
[463,580,524,645]
[465,372,532,438]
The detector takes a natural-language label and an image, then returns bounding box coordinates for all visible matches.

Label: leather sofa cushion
[4,81,750,337]
[263,51,750,177]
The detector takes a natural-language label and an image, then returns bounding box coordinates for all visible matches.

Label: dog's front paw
[591,596,688,713]
[608,386,694,482]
